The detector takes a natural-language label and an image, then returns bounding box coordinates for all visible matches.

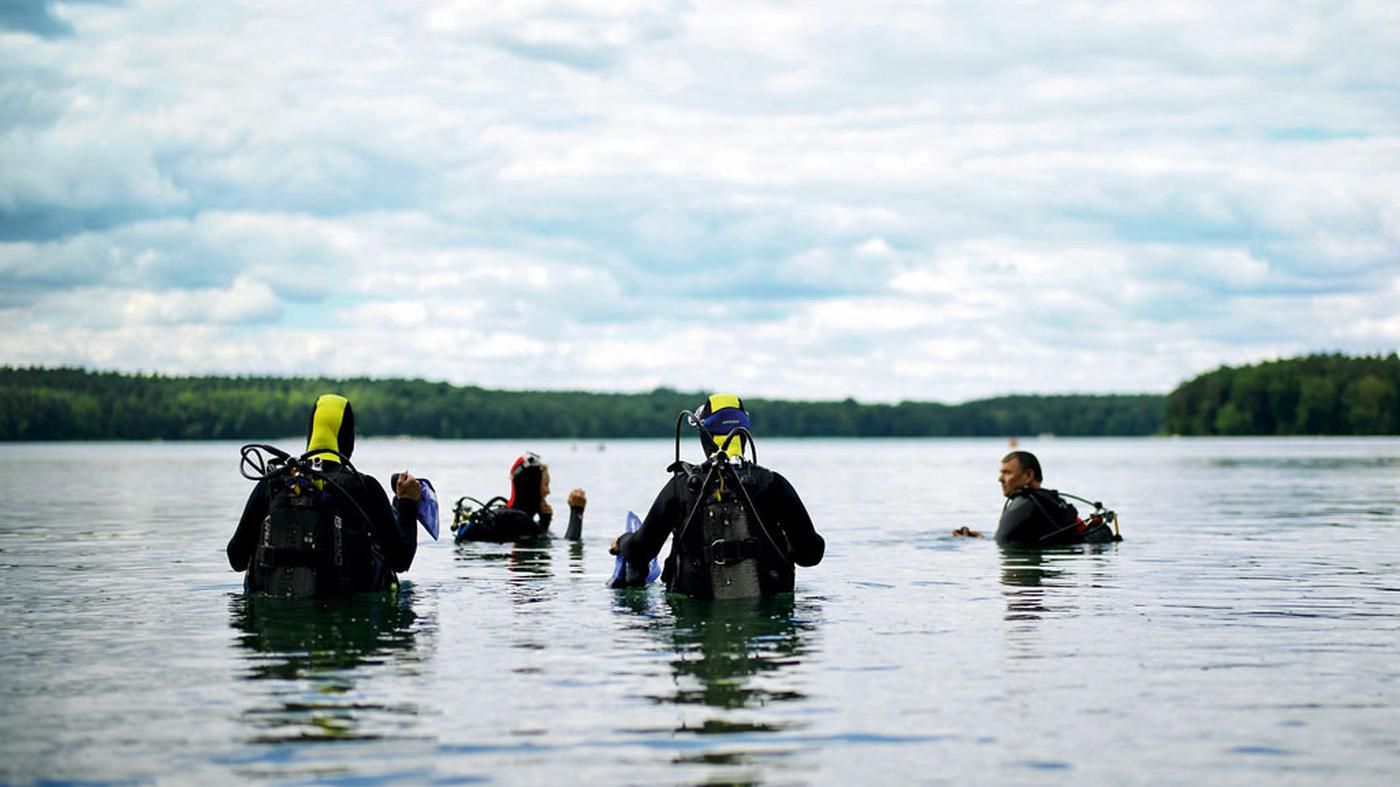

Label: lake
[2,437,1398,785]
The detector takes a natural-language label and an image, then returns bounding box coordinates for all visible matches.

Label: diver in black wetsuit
[452,453,586,543]
[993,450,1118,546]
[227,394,422,597]
[609,394,825,600]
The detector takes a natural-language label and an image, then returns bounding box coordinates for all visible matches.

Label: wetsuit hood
[306,394,355,461]
[507,452,543,514]
[698,393,749,458]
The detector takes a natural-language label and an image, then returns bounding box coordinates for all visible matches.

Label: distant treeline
[1166,353,1400,435]
[0,367,1164,441]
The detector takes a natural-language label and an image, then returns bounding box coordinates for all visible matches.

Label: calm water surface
[2,437,1399,785]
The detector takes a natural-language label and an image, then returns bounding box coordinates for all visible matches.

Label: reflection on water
[454,540,558,606]
[665,595,813,719]
[1000,545,1121,624]
[617,594,817,732]
[999,548,1062,621]
[609,592,821,777]
[228,591,424,743]
[567,540,586,575]
[998,545,1124,672]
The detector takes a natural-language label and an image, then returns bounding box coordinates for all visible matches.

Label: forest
[0,367,1163,440]
[4,353,1395,441]
[1164,353,1400,436]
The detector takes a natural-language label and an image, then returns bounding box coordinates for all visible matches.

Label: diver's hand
[539,500,553,516]
[567,488,587,509]
[609,536,620,555]
[950,526,982,538]
[395,471,422,502]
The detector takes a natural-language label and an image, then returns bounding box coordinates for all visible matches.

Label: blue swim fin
[610,511,660,586]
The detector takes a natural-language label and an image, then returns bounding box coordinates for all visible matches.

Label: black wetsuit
[995,487,1116,546]
[456,504,588,541]
[228,464,418,596]
[457,506,550,542]
[613,463,825,598]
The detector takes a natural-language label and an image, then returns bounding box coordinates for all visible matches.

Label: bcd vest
[452,499,545,543]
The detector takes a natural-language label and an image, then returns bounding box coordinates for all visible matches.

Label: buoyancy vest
[997,487,1125,546]
[253,464,379,598]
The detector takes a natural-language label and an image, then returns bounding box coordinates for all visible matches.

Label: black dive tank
[256,479,345,597]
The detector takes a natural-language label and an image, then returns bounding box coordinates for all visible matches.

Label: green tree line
[0,367,1164,440]
[1165,353,1400,435]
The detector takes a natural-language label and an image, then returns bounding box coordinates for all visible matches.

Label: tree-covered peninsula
[1165,353,1399,435]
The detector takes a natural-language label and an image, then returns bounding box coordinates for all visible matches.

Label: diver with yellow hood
[609,394,825,599]
[227,394,423,597]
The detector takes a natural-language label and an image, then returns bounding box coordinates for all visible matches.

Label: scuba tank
[451,495,506,543]
[1002,488,1123,545]
[258,463,345,597]
[1054,491,1123,543]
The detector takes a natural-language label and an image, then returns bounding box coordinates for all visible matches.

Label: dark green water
[2,438,1398,784]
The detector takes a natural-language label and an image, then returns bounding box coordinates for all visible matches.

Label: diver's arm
[227,480,270,571]
[769,473,825,567]
[564,506,584,540]
[390,494,420,570]
[361,475,418,572]
[994,495,1033,544]
[617,476,683,567]
[564,488,586,540]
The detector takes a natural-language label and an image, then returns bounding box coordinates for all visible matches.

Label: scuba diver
[227,394,423,598]
[983,450,1121,546]
[609,394,825,600]
[451,452,586,543]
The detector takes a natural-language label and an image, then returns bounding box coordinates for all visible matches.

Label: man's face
[540,466,551,497]
[999,458,1034,496]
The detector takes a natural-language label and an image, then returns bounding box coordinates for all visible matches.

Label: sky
[1,0,1398,403]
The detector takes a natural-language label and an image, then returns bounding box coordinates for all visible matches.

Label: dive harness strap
[703,537,762,566]
[672,458,789,560]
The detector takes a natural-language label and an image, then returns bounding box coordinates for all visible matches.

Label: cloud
[31,276,281,328]
[0,0,1397,402]
[426,0,686,71]
[1,1,75,37]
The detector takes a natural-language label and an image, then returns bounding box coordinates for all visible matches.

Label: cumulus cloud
[0,0,1397,401]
